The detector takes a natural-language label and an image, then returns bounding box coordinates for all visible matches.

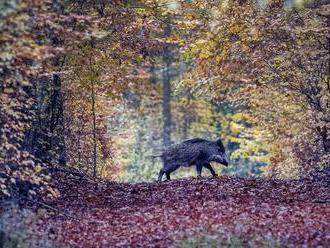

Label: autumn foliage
[182,0,330,178]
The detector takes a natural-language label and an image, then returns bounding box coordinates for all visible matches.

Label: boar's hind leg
[158,165,177,181]
[158,169,165,182]
[203,163,218,177]
[165,165,179,181]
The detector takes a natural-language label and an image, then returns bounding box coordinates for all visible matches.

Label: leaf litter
[32,176,330,247]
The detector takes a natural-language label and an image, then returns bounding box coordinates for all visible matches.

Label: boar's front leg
[196,161,203,177]
[203,163,218,177]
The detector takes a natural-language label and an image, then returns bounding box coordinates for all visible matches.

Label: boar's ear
[216,139,225,152]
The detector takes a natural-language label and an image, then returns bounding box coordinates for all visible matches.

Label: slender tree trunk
[162,17,172,147]
[92,81,97,177]
[183,91,191,140]
[90,54,97,178]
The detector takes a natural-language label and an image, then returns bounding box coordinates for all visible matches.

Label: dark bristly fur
[157,138,229,181]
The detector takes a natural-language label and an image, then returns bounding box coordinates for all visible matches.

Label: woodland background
[2,0,330,196]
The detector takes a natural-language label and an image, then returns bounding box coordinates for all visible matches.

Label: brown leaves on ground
[37,176,330,247]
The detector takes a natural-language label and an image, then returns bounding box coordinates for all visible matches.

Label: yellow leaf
[34,165,42,173]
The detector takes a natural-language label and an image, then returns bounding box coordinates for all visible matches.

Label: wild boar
[157,138,229,181]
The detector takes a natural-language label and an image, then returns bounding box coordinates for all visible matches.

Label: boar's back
[161,142,201,167]
[182,138,208,144]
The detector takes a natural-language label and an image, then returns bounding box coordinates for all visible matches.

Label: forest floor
[33,175,330,247]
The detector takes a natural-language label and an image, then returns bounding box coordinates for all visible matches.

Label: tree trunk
[90,55,98,178]
[50,73,67,166]
[182,92,191,140]
[318,126,330,153]
[162,17,172,147]
[23,73,66,166]
[321,18,330,154]
[322,34,330,154]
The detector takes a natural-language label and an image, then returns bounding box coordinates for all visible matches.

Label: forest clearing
[1,0,330,247]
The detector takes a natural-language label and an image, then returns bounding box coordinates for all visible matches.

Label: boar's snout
[222,153,229,166]
[214,153,229,166]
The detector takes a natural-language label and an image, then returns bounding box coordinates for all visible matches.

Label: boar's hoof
[213,174,218,177]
